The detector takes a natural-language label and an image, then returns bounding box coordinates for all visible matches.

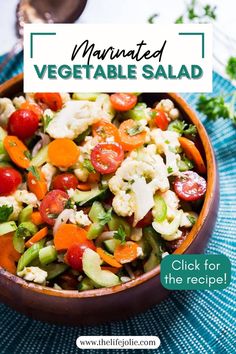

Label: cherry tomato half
[153,109,169,130]
[174,171,206,201]
[34,93,63,111]
[39,190,69,225]
[65,241,96,271]
[91,143,124,174]
[0,167,22,196]
[110,93,137,111]
[92,121,121,143]
[52,173,78,191]
[8,109,39,140]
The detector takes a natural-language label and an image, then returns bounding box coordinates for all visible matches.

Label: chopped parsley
[168,120,197,137]
[148,13,159,24]
[167,167,173,174]
[114,225,127,244]
[98,208,112,226]
[83,159,95,173]
[0,205,13,222]
[126,124,144,136]
[174,0,217,23]
[24,150,31,159]
[27,166,40,180]
[43,114,53,132]
[15,225,32,239]
[9,141,17,147]
[187,215,196,225]
[65,198,75,209]
[196,93,236,124]
[178,155,194,171]
[47,213,59,219]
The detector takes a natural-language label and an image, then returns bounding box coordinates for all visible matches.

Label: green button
[161,254,231,290]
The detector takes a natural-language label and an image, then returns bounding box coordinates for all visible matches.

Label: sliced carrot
[119,119,146,151]
[179,137,206,174]
[27,168,47,200]
[3,136,30,168]
[87,171,100,184]
[48,138,79,168]
[20,102,43,119]
[31,211,44,225]
[25,227,48,248]
[96,247,122,268]
[114,241,138,264]
[0,233,20,274]
[92,121,121,143]
[101,266,120,274]
[54,224,88,251]
[77,183,91,191]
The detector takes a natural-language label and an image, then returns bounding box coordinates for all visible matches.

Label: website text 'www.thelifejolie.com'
[76,336,160,349]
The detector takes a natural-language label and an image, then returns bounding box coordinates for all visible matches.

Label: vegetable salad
[0,92,207,290]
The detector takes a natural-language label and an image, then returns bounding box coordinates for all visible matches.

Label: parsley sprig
[83,159,95,173]
[148,13,159,24]
[114,225,127,244]
[168,120,197,137]
[43,114,53,132]
[174,0,217,24]
[196,93,236,125]
[226,57,236,81]
[98,208,112,226]
[0,205,13,222]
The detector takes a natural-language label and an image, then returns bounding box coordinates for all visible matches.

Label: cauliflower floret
[137,246,144,258]
[14,190,38,206]
[74,167,90,182]
[112,191,135,217]
[13,95,26,108]
[41,163,57,189]
[17,267,47,285]
[46,94,114,140]
[169,108,179,120]
[150,128,181,175]
[25,93,36,103]
[164,229,183,241]
[180,211,198,228]
[91,94,115,121]
[0,98,15,126]
[60,93,71,104]
[73,136,99,182]
[160,190,179,220]
[69,210,91,226]
[0,196,22,220]
[155,99,174,113]
[150,128,180,154]
[162,190,179,209]
[136,119,151,143]
[46,100,99,139]
[109,147,169,218]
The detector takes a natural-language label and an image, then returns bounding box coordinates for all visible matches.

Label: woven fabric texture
[0,54,235,353]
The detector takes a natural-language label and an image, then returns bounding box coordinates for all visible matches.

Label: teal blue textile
[0,52,23,84]
[0,54,235,353]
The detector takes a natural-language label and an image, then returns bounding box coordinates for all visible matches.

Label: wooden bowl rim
[0,73,217,298]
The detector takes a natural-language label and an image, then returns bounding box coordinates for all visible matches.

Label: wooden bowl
[0,74,219,325]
